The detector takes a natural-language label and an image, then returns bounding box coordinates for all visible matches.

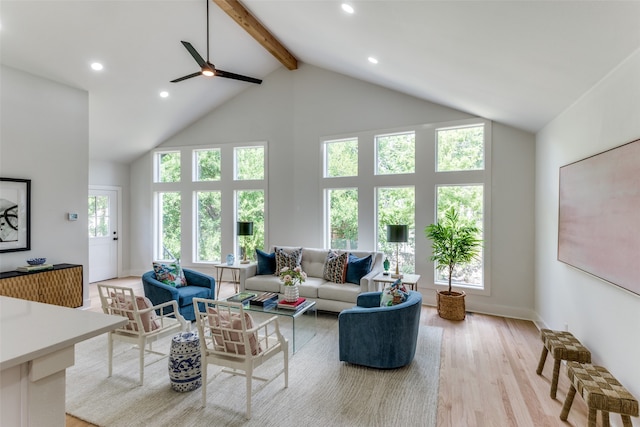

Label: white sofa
[239,246,384,312]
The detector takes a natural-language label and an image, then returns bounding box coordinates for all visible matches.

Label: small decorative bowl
[26,257,47,266]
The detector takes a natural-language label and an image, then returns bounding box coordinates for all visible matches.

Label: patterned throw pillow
[207,307,261,355]
[274,247,302,275]
[380,279,409,307]
[256,249,276,275]
[152,261,187,288]
[323,250,348,283]
[345,253,372,285]
[111,293,160,332]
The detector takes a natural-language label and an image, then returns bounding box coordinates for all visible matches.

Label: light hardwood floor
[67,277,590,427]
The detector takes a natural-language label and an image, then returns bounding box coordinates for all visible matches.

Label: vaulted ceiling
[2,1,639,163]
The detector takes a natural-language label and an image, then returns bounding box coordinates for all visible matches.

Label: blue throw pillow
[256,249,276,275]
[345,253,372,285]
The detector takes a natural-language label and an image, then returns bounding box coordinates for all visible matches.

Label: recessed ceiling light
[90,62,103,71]
[159,91,169,98]
[368,57,379,64]
[341,4,354,14]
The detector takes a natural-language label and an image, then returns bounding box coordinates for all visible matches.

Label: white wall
[536,49,640,404]
[130,64,536,319]
[0,66,90,304]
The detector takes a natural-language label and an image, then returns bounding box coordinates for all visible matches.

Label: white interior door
[88,188,119,282]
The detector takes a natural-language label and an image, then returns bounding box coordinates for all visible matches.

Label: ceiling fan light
[202,68,214,77]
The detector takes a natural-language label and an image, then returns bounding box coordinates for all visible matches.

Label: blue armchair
[338,291,422,369]
[142,269,215,321]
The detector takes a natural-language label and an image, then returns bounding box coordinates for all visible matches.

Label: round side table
[168,331,201,392]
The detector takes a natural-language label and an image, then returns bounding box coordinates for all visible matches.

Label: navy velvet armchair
[142,269,215,321]
[338,290,422,369]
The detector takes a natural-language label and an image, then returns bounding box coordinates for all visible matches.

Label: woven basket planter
[436,290,466,320]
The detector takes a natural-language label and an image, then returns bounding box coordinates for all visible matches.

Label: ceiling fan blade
[214,69,262,85]
[181,41,207,68]
[170,71,202,83]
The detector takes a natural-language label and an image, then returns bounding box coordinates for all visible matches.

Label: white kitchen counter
[0,296,128,427]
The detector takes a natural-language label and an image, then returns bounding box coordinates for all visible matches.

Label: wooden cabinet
[0,264,83,308]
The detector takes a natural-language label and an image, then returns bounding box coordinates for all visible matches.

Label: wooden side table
[213,262,256,296]
[372,273,421,291]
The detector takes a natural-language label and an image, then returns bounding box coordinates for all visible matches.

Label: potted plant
[424,207,482,320]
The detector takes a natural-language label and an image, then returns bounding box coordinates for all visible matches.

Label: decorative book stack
[227,292,257,303]
[277,297,306,310]
[17,264,54,273]
[249,292,279,306]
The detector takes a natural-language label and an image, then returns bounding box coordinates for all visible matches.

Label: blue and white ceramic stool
[168,331,201,392]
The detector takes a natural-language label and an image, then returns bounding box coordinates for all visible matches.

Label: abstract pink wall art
[558,138,640,295]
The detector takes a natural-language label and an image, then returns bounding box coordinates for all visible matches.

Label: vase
[284,284,299,302]
[226,254,234,265]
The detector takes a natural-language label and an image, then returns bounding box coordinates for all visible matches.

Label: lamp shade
[387,224,408,243]
[237,221,254,236]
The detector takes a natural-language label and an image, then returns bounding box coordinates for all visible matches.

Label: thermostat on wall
[68,213,78,221]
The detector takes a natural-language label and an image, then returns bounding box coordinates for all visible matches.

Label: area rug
[66,313,442,427]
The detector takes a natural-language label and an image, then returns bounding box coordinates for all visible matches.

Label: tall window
[323,138,359,247]
[377,186,415,274]
[434,123,487,289]
[375,132,416,272]
[435,185,484,287]
[195,191,221,262]
[236,190,265,262]
[153,143,267,264]
[157,192,181,260]
[326,188,358,249]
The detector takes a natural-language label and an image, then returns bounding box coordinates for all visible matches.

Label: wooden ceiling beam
[212,0,298,70]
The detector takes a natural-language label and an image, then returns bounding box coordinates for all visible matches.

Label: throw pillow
[380,279,409,307]
[111,293,161,332]
[207,307,261,355]
[256,249,276,275]
[152,261,187,288]
[323,250,348,283]
[345,253,373,285]
[274,247,302,275]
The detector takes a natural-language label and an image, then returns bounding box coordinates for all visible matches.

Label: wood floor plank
[66,279,592,426]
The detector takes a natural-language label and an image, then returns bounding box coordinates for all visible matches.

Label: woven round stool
[560,362,639,427]
[536,329,591,399]
[168,331,201,392]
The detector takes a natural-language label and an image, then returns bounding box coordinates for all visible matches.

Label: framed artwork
[0,178,31,253]
[558,138,640,295]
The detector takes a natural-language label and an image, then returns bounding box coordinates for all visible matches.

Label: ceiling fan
[171,0,262,85]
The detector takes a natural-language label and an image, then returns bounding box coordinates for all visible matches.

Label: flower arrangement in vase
[279,266,307,301]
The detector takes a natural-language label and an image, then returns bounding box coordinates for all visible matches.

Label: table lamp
[237,221,254,264]
[387,224,408,278]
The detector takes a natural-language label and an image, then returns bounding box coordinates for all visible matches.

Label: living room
[1,1,639,425]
